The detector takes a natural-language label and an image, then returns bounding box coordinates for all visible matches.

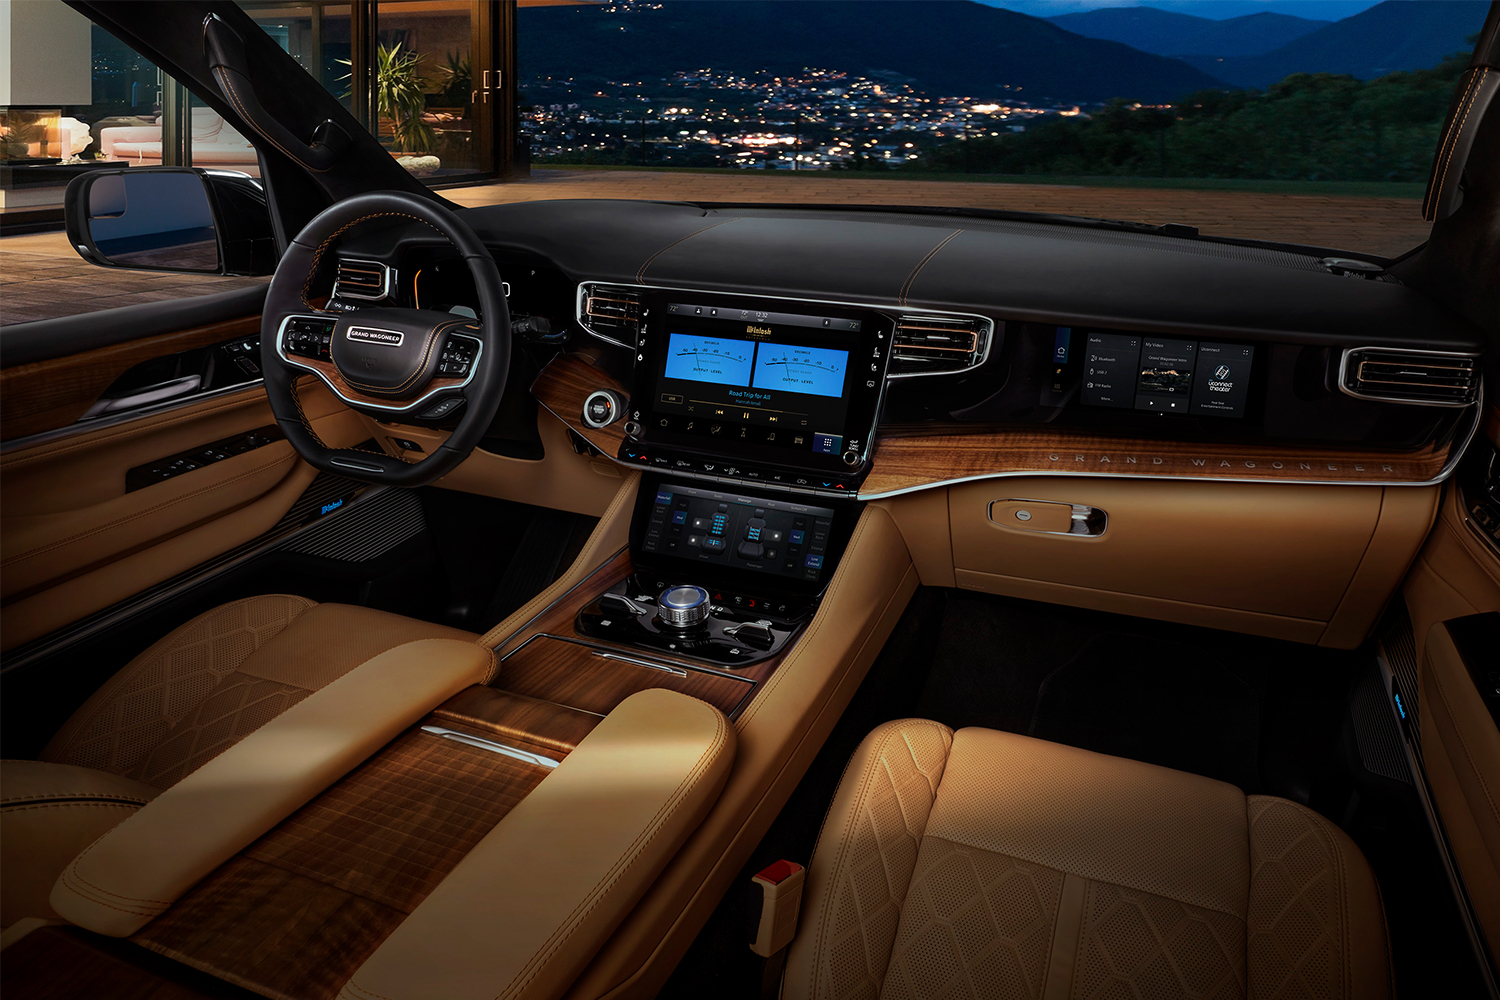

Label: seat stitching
[338,319,477,394]
[1,451,297,567]
[1430,68,1488,217]
[212,67,330,174]
[63,827,176,906]
[300,212,451,307]
[804,725,898,998]
[0,800,147,813]
[803,721,949,998]
[635,218,743,283]
[2,792,153,806]
[898,229,963,306]
[496,707,731,1000]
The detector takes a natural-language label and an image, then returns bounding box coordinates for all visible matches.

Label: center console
[575,476,861,666]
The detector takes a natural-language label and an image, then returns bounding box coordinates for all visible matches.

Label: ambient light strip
[419,725,561,769]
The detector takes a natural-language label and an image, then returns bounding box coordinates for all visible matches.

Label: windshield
[509,0,1489,258]
[228,0,1491,257]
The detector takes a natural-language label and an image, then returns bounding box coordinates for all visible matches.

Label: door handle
[82,374,202,419]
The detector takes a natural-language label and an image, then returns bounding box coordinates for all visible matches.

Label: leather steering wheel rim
[259,191,510,488]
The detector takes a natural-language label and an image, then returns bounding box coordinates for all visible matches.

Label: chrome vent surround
[1340,347,1480,407]
[578,283,643,348]
[333,258,392,301]
[889,313,993,376]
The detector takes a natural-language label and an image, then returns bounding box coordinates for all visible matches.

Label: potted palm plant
[342,44,439,175]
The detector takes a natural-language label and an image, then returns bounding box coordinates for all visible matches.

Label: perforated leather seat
[1,594,475,928]
[784,719,1392,1000]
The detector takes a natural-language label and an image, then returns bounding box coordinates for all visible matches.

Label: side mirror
[63,166,277,276]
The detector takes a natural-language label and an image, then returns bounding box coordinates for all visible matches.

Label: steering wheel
[259,191,510,487]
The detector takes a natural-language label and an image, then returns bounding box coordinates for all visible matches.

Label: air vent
[579,284,642,348]
[890,314,992,376]
[1340,347,1480,407]
[333,258,391,301]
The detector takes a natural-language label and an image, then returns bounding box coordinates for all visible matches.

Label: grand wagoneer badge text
[346,327,404,346]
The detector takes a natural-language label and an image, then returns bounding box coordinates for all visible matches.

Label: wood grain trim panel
[533,353,1463,496]
[531,352,628,455]
[287,354,465,409]
[861,423,1455,495]
[0,315,260,442]
[131,696,574,1000]
[499,635,755,717]
[490,548,789,718]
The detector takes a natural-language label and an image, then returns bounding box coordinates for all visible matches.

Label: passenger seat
[783,720,1391,1000]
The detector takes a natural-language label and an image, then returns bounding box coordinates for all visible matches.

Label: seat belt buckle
[749,859,806,958]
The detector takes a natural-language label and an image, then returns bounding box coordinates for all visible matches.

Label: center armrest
[338,687,737,1000]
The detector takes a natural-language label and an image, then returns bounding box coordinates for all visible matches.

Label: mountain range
[1047,7,1328,58]
[519,0,1489,104]
[1172,0,1489,87]
[518,0,1228,104]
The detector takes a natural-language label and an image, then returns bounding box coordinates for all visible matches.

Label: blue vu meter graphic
[663,333,754,387]
[751,343,849,398]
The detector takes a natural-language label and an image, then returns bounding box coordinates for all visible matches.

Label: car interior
[2,3,1499,999]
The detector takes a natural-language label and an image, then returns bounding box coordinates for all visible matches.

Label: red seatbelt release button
[749,859,806,957]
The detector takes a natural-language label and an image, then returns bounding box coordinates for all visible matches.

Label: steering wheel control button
[657,585,711,628]
[437,337,478,378]
[583,389,625,429]
[283,317,335,361]
[419,397,464,420]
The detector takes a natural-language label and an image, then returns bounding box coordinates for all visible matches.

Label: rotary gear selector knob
[657,584,711,628]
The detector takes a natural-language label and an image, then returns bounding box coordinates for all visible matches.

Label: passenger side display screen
[1078,330,1254,418]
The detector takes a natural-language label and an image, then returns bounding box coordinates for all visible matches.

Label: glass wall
[239,0,498,182]
[0,25,258,174]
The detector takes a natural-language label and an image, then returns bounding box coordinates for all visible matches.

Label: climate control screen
[640,483,836,583]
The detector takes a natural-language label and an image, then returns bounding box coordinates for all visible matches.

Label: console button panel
[640,484,834,582]
[283,317,336,361]
[437,336,478,377]
[126,425,284,492]
[575,573,812,667]
[619,444,859,497]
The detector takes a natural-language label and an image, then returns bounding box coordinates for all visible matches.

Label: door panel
[0,378,365,653]
[1403,407,1500,960]
[1422,616,1500,960]
[0,315,261,440]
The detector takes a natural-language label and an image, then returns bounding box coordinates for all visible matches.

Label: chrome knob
[657,584,710,628]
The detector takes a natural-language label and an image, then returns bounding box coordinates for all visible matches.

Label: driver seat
[1,594,477,930]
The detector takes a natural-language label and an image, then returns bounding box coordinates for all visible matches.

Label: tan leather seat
[1,594,475,928]
[785,719,1393,1000]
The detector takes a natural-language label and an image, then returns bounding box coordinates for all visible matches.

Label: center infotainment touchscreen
[633,295,890,474]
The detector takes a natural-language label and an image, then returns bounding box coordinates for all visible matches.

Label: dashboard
[327,201,1486,507]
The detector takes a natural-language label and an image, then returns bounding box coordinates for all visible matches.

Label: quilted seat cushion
[784,720,1392,1000]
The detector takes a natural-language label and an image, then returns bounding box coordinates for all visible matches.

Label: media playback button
[1080,332,1142,409]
